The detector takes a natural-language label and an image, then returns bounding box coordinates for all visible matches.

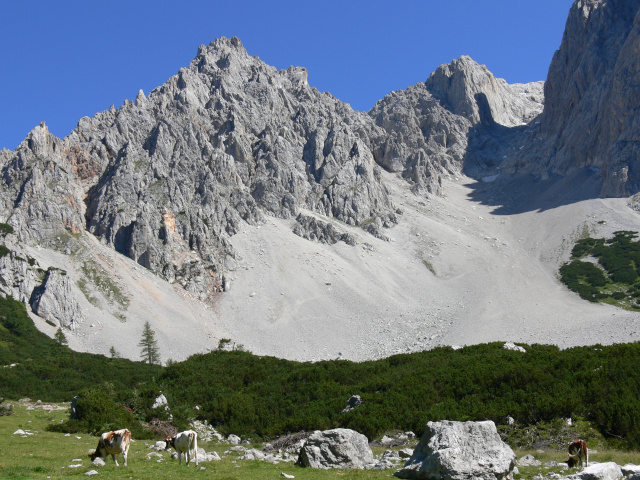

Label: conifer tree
[54,327,68,346]
[138,321,160,365]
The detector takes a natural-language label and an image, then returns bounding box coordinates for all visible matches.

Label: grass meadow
[3,402,640,480]
[0,402,392,480]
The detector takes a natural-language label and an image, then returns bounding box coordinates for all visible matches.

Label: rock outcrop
[296,428,374,469]
[0,37,401,303]
[394,420,516,480]
[504,0,640,196]
[0,252,42,305]
[369,56,544,192]
[293,213,356,246]
[29,268,84,330]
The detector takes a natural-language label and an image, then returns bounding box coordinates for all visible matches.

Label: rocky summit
[1,0,640,363]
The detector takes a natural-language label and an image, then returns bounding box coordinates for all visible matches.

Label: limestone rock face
[2,0,639,336]
[296,428,374,469]
[369,56,544,194]
[425,56,543,128]
[0,123,87,247]
[394,420,516,480]
[29,269,84,329]
[0,253,41,304]
[77,37,395,299]
[0,37,398,301]
[510,0,640,196]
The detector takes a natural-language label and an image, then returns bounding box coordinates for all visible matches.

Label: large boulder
[571,462,624,480]
[394,420,516,480]
[296,428,374,469]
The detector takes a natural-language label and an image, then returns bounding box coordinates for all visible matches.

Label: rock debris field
[26,171,640,364]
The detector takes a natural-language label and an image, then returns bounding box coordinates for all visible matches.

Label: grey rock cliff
[2,0,639,336]
[369,56,544,193]
[29,268,84,330]
[0,37,398,302]
[506,0,640,196]
[78,37,396,298]
[0,252,42,304]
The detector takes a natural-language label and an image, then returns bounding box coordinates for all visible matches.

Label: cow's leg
[186,450,190,465]
[179,452,182,465]
[112,453,119,466]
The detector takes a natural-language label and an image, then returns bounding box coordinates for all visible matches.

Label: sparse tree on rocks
[138,321,160,365]
[109,346,120,359]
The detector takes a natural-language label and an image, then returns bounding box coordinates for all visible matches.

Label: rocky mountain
[369,55,544,186]
[1,0,640,363]
[503,0,640,196]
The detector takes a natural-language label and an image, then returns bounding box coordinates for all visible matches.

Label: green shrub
[61,388,135,434]
[0,223,14,236]
[560,231,640,308]
[47,387,155,439]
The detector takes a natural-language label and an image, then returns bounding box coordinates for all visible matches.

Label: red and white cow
[165,430,198,466]
[568,439,588,468]
[89,428,131,466]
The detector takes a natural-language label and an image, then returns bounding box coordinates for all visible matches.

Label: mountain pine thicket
[1,294,639,448]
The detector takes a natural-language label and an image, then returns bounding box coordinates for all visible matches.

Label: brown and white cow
[89,428,131,466]
[568,439,588,468]
[165,430,198,466]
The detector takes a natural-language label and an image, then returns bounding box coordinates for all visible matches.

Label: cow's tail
[191,431,198,466]
[584,443,589,466]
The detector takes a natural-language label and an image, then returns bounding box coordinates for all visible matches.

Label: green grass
[3,402,640,480]
[0,402,393,480]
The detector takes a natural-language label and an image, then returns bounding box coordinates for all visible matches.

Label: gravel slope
[26,171,640,363]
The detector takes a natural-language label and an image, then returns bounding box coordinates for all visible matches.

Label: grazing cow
[568,439,588,468]
[89,428,131,466]
[165,430,198,466]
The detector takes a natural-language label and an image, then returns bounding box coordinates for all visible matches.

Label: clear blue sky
[0,0,574,150]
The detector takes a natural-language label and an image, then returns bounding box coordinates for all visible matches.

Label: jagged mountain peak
[3,1,640,363]
[425,55,543,128]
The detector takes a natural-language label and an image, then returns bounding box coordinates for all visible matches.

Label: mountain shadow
[462,93,605,215]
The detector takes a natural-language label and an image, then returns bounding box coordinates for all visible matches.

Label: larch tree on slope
[138,321,160,365]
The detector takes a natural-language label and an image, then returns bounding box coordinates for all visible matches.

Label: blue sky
[0,1,574,150]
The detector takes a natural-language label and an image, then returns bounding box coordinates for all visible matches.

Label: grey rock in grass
[394,420,516,480]
[572,462,623,480]
[296,428,374,469]
[519,454,542,467]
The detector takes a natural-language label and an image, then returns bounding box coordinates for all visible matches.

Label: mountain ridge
[2,0,640,363]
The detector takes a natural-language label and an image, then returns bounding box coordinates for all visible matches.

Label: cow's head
[164,435,176,449]
[567,457,577,468]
